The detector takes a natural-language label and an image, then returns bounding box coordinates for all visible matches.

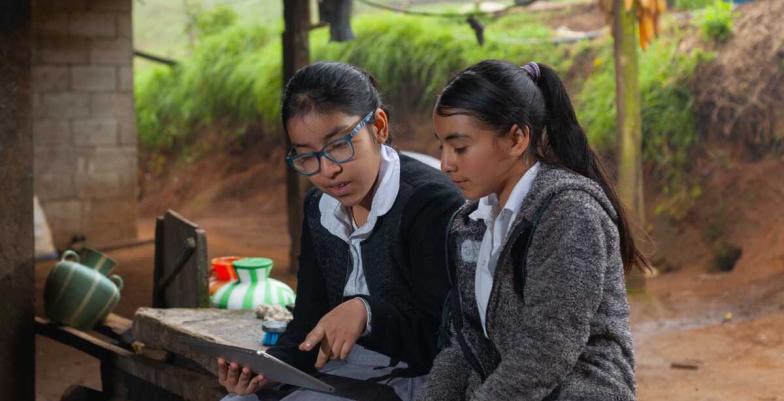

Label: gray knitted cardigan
[420,164,636,401]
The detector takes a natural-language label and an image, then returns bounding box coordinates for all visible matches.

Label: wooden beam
[282,0,312,274]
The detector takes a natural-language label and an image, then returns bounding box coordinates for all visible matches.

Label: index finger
[299,324,326,351]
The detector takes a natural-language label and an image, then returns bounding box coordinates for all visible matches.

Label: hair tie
[522,62,541,82]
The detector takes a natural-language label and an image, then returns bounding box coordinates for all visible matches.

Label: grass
[136,11,569,149]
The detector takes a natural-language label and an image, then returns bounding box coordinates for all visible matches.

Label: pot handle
[109,275,124,292]
[61,249,80,263]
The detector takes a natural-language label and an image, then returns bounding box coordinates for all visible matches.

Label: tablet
[185,337,336,394]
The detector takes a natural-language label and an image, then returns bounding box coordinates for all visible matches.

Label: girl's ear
[372,108,389,145]
[507,124,530,158]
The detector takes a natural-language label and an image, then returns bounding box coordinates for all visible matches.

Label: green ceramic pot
[79,246,118,276]
[43,250,123,330]
[211,257,295,310]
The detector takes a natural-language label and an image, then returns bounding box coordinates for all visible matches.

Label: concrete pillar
[0,0,35,399]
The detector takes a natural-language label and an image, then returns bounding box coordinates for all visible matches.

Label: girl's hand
[299,298,368,368]
[217,358,274,395]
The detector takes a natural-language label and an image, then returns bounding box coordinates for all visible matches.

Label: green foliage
[699,0,734,42]
[136,13,568,150]
[673,0,715,10]
[135,23,277,148]
[193,5,239,37]
[576,35,710,218]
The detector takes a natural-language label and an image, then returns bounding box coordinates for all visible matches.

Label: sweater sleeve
[468,191,610,401]
[418,325,472,401]
[265,196,328,373]
[356,182,464,373]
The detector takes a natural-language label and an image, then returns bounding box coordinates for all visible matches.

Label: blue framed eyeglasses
[286,111,375,176]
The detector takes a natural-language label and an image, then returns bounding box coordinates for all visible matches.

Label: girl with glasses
[420,60,651,401]
[218,61,464,401]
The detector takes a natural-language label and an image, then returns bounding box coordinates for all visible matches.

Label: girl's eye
[455,147,467,154]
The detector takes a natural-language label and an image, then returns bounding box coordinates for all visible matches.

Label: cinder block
[118,66,133,91]
[90,93,133,117]
[71,65,116,91]
[89,38,132,65]
[75,172,122,199]
[40,92,90,118]
[33,12,69,36]
[116,14,132,38]
[69,12,116,37]
[33,119,71,148]
[80,147,135,174]
[35,146,79,178]
[42,199,84,248]
[82,199,136,224]
[35,174,77,202]
[72,118,119,146]
[39,36,88,64]
[118,115,137,146]
[32,66,70,92]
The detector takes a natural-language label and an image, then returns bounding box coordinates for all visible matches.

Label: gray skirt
[220,345,426,401]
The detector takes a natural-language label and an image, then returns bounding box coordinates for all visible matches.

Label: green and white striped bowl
[211,257,295,310]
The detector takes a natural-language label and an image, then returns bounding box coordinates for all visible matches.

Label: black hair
[436,60,649,274]
[281,61,391,143]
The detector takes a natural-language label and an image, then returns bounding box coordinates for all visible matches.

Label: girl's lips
[329,181,351,197]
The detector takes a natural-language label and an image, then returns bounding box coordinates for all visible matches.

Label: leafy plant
[700,0,733,42]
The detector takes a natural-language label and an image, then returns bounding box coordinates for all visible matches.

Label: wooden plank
[153,210,210,308]
[34,316,133,360]
[35,315,225,401]
[114,354,225,401]
[132,307,264,374]
[94,313,134,346]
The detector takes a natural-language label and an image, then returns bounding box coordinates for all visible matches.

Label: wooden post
[0,0,35,399]
[612,0,646,289]
[282,0,311,274]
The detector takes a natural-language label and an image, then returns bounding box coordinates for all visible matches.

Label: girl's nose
[319,155,342,178]
[440,152,455,173]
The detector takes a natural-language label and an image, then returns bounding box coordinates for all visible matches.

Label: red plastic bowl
[211,256,240,281]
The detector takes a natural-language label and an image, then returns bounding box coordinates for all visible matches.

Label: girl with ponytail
[421,60,649,401]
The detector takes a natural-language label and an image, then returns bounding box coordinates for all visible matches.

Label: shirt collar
[319,145,401,240]
[469,162,540,222]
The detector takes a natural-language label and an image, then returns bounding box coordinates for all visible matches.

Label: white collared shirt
[318,145,401,335]
[469,162,540,337]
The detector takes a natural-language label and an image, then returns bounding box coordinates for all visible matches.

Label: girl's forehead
[434,113,493,138]
[287,111,358,144]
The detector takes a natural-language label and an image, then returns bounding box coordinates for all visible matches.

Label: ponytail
[436,60,650,274]
[534,64,650,274]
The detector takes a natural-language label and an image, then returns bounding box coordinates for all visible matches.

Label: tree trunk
[612,0,646,290]
[282,0,311,275]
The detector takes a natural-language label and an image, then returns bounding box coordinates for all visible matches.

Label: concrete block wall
[32,0,138,249]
